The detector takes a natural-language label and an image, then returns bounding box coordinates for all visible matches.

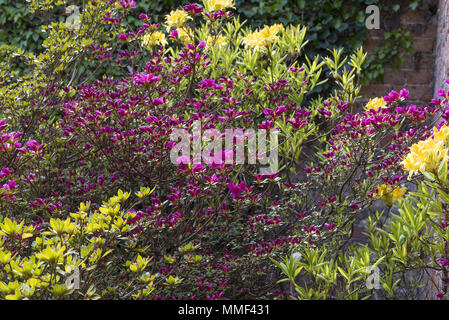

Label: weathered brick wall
[360,0,439,106]
[354,2,447,299]
[352,0,440,243]
[435,0,449,93]
[423,2,449,297]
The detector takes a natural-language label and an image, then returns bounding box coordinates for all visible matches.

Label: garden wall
[356,1,448,298]
[361,0,440,105]
[435,0,449,94]
[422,1,449,295]
[353,0,441,244]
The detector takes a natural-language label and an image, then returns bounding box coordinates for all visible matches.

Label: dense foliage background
[0,0,420,84]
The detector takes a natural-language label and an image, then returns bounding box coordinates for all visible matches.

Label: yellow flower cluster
[165,9,190,30]
[364,97,387,112]
[402,124,449,179]
[176,27,192,44]
[205,0,235,11]
[432,123,449,146]
[205,34,227,49]
[243,24,284,52]
[375,184,407,207]
[142,31,168,48]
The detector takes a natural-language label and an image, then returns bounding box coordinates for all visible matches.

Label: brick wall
[420,1,449,297]
[360,0,439,105]
[354,2,447,299]
[435,0,449,93]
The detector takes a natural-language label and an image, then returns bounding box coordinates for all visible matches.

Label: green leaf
[423,171,436,182]
[438,159,448,186]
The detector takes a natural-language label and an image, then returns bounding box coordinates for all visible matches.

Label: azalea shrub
[275,114,449,300]
[0,0,448,300]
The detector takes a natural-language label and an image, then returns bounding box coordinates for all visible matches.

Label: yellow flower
[375,184,407,207]
[432,124,449,146]
[243,24,284,52]
[402,136,448,179]
[174,27,193,44]
[205,0,235,11]
[142,31,168,48]
[364,97,387,112]
[375,184,392,199]
[165,10,190,30]
[269,23,284,35]
[392,186,407,200]
[205,34,227,49]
